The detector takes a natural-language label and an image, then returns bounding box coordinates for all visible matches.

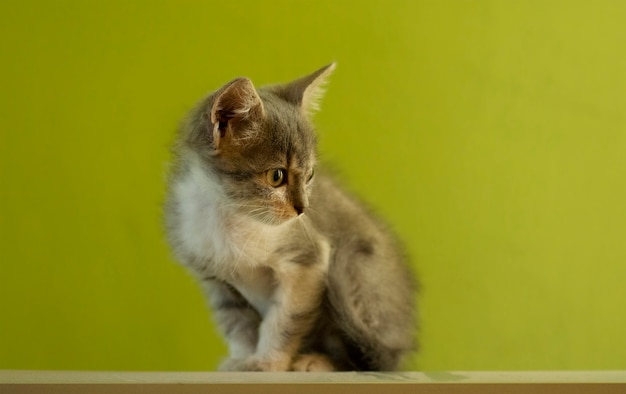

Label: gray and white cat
[165,64,416,371]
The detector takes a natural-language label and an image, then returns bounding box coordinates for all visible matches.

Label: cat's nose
[294,205,305,216]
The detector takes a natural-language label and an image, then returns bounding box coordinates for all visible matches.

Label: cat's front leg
[202,278,261,368]
[252,240,331,371]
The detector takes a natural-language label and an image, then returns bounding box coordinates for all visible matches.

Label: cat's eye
[267,168,286,187]
[307,168,315,183]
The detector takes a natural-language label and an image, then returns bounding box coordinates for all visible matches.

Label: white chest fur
[174,166,267,261]
[171,165,290,314]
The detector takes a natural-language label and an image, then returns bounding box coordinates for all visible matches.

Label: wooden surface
[1,370,626,394]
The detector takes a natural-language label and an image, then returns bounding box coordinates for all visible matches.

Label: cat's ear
[207,77,265,151]
[278,63,336,117]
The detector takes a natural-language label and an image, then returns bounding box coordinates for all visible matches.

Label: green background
[1,0,625,371]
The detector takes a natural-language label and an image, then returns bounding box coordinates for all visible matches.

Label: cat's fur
[165,64,416,371]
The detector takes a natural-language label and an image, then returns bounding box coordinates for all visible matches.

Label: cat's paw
[291,353,336,372]
[219,356,291,372]
[218,357,263,372]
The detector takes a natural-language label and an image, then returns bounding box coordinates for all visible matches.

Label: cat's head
[184,63,335,225]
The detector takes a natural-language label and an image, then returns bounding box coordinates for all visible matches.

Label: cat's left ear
[208,77,265,151]
[278,63,336,117]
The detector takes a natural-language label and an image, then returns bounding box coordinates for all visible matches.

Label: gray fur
[165,64,417,371]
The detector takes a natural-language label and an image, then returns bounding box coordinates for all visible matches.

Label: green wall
[1,0,625,371]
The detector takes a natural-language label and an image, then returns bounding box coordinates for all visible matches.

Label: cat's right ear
[277,63,336,118]
[206,77,265,152]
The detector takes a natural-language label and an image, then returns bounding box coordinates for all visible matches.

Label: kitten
[165,64,416,371]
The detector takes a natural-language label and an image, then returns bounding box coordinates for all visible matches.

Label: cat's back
[307,171,411,289]
[307,172,399,253]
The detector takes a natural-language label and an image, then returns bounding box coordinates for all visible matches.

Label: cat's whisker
[247,208,268,216]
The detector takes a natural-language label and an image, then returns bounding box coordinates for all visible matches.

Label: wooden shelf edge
[2,370,626,384]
